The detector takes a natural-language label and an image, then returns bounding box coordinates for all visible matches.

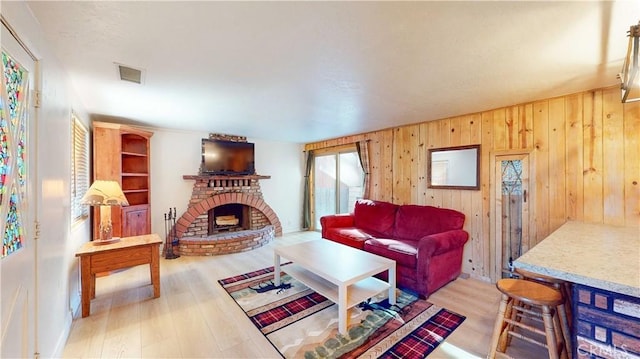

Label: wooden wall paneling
[407,125,422,205]
[453,115,472,275]
[381,130,395,203]
[548,97,567,232]
[391,127,404,204]
[460,115,472,145]
[481,111,493,279]
[364,132,381,200]
[506,106,519,149]
[623,101,640,226]
[304,85,636,281]
[417,123,429,205]
[582,90,604,223]
[448,117,463,213]
[602,88,625,226]
[468,113,486,279]
[423,121,437,205]
[489,150,501,280]
[565,94,584,222]
[519,104,534,150]
[489,107,508,275]
[438,118,452,147]
[366,130,395,203]
[425,121,447,207]
[434,118,453,208]
[527,148,539,250]
[449,116,463,145]
[533,100,550,244]
[460,185,473,276]
[443,118,464,210]
[392,126,420,204]
[492,108,508,151]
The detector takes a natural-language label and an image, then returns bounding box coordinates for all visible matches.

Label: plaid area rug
[218,264,465,359]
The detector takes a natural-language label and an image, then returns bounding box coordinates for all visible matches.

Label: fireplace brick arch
[174,192,282,239]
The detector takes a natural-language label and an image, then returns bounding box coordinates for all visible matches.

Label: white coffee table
[274,239,396,335]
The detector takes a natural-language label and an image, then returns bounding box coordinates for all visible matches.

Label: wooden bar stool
[515,268,573,355]
[488,279,568,359]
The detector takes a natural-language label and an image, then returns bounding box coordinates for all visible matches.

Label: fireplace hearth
[170,174,282,256]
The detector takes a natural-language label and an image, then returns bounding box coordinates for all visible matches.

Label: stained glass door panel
[1,50,28,257]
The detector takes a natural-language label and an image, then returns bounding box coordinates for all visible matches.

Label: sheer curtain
[355,140,370,199]
[302,150,314,229]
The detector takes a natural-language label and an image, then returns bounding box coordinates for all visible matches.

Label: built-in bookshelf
[93,121,153,238]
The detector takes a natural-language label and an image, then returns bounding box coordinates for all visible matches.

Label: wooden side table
[75,233,162,317]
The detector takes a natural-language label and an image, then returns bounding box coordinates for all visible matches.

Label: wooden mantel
[183,174,271,181]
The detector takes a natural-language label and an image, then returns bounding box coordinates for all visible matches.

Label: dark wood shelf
[123,189,148,193]
[122,151,147,157]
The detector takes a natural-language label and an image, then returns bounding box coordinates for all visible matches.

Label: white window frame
[71,112,89,224]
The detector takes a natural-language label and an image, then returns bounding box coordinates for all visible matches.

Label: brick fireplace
[172,174,283,256]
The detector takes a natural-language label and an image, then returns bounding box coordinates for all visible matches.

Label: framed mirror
[427,144,480,190]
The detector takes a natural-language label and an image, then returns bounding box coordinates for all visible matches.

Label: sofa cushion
[323,227,375,250]
[364,238,417,268]
[353,199,399,237]
[394,205,465,240]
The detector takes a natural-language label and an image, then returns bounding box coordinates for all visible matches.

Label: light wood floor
[63,231,544,358]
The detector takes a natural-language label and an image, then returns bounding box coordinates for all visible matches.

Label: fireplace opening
[208,204,250,234]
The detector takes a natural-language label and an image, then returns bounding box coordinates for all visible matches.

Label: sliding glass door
[313,150,364,229]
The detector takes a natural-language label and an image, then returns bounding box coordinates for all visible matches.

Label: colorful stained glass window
[2,187,23,258]
[1,50,28,257]
[2,52,27,200]
[0,117,7,201]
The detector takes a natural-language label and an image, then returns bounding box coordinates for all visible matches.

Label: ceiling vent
[116,64,143,84]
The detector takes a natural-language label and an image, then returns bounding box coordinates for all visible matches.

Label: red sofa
[320,199,469,298]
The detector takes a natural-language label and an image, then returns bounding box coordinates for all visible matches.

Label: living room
[1,1,639,358]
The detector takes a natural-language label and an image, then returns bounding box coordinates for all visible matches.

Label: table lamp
[81,180,129,244]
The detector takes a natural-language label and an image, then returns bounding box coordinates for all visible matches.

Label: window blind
[71,113,89,223]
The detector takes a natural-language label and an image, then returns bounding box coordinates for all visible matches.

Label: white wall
[2,2,91,357]
[253,137,305,233]
[148,128,305,238]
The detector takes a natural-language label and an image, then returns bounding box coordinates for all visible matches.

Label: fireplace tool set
[163,207,180,259]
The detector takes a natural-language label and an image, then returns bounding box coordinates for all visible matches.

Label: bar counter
[514,221,639,357]
[515,221,639,297]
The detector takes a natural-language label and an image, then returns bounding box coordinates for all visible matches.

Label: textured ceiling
[25,1,640,143]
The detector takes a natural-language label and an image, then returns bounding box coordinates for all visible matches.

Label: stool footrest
[512,304,551,318]
[503,318,546,337]
[505,329,549,349]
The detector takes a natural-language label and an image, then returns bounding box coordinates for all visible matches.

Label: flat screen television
[201,139,255,175]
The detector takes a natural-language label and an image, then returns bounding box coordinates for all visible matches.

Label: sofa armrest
[413,229,469,298]
[416,230,469,258]
[320,213,355,237]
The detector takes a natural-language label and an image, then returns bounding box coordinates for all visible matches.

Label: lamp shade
[81,180,129,206]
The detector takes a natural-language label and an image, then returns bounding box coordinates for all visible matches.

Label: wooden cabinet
[121,205,149,237]
[92,121,153,239]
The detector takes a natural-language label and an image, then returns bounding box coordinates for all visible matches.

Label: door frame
[310,144,362,230]
[489,149,536,282]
